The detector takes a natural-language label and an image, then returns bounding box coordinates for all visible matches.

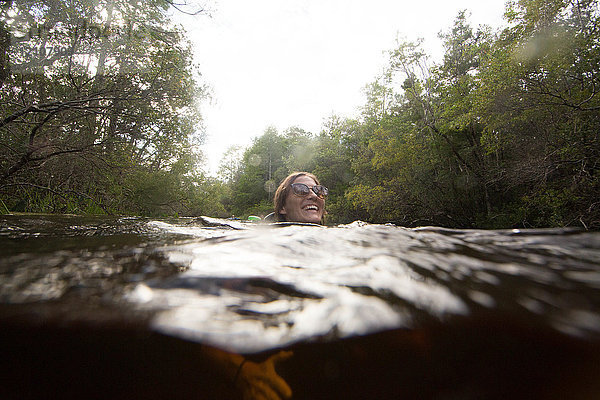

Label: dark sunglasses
[290,183,329,199]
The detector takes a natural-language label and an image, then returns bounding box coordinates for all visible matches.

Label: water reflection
[1,215,600,398]
[2,214,600,343]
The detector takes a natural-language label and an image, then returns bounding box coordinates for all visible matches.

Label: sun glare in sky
[176,0,507,175]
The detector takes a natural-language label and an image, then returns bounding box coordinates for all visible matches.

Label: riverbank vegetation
[1,0,599,229]
[218,0,600,229]
[0,0,226,217]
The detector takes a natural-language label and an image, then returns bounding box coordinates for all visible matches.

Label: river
[1,214,600,399]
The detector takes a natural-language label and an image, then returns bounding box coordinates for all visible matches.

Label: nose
[306,189,318,200]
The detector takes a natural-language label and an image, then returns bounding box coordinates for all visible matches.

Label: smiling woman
[272,172,327,224]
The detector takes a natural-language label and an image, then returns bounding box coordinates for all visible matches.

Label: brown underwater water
[1,214,600,399]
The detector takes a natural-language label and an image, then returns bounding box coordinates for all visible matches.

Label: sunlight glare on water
[121,218,600,352]
[2,215,600,354]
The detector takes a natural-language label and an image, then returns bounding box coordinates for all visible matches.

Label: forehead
[292,175,317,186]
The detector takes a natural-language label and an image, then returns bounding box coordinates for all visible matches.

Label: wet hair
[273,172,323,222]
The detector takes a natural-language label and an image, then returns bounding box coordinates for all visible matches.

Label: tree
[475,0,600,227]
[344,17,495,227]
[217,145,244,184]
[229,127,286,216]
[0,0,206,215]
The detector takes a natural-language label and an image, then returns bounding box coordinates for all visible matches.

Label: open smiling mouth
[303,205,319,212]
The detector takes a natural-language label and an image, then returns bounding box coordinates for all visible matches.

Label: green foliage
[0,0,209,216]
[232,1,598,229]
[224,1,598,229]
[336,1,599,229]
[3,0,598,229]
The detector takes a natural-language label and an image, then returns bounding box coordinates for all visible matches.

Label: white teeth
[304,205,318,211]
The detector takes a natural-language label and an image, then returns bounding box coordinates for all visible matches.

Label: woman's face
[280,175,325,224]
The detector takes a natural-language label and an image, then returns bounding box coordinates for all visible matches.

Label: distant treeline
[221,1,600,229]
[1,0,599,229]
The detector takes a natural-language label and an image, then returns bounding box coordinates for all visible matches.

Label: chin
[302,215,322,224]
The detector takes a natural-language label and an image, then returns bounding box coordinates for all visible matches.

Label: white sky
[176,0,508,175]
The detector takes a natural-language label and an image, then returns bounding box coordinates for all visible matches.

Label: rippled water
[1,214,600,399]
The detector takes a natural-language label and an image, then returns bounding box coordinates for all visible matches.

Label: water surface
[1,214,599,398]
